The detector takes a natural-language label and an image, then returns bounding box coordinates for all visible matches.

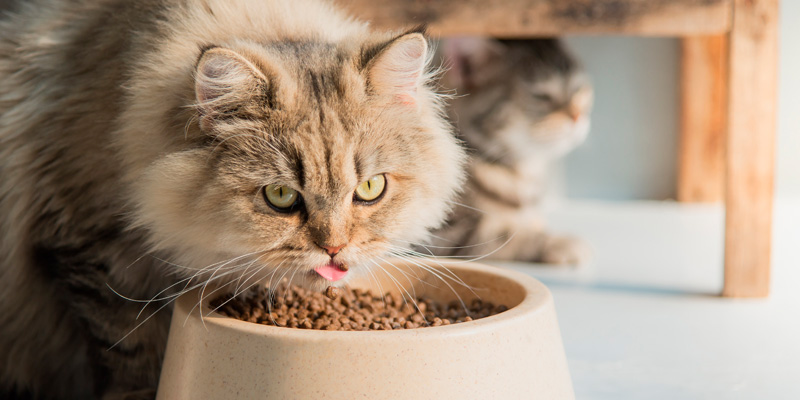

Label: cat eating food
[0,0,465,398]
[433,37,593,265]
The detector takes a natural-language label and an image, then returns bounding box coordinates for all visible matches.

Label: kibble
[325,286,341,300]
[210,284,507,331]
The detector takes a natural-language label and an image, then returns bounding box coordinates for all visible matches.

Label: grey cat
[433,37,593,264]
[0,0,465,398]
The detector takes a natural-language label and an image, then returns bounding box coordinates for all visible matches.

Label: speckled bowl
[156,260,574,399]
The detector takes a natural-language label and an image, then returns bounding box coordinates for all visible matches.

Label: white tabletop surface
[497,199,800,399]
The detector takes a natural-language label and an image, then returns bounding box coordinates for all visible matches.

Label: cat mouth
[313,262,349,282]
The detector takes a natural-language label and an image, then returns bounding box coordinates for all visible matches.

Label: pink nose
[321,244,345,256]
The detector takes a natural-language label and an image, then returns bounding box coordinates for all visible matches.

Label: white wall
[775,0,800,198]
[559,2,799,201]
[561,37,679,200]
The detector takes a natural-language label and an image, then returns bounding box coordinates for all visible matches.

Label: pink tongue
[314,263,348,282]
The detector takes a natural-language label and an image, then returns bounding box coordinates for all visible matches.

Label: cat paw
[539,235,590,266]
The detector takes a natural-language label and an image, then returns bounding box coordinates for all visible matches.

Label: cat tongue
[314,263,348,282]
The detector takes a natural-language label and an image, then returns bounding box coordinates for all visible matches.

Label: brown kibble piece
[337,263,349,271]
[210,284,508,331]
[325,286,340,300]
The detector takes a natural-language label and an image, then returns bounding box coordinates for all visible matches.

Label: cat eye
[263,184,302,212]
[532,92,554,102]
[354,174,386,203]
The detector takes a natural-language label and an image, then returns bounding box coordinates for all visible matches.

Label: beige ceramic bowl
[156,260,574,399]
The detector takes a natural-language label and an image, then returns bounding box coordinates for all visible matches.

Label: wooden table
[337,0,779,298]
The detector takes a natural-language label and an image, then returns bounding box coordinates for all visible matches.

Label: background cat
[432,37,593,264]
[0,0,464,398]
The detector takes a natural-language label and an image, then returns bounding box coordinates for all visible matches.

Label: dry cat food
[210,285,508,331]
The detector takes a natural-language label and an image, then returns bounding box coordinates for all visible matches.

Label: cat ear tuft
[194,47,269,121]
[366,32,429,106]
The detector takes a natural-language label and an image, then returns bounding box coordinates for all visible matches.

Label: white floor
[497,199,800,399]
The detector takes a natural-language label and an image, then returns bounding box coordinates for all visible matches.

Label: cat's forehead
[523,70,590,95]
[219,41,422,195]
[271,110,391,198]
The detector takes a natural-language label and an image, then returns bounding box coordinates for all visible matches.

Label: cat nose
[319,244,346,257]
[566,106,581,122]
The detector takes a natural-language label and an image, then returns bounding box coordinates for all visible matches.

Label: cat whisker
[269,262,295,304]
[110,264,247,350]
[206,259,275,318]
[374,254,436,290]
[386,249,478,295]
[362,260,389,312]
[391,226,519,262]
[385,253,473,313]
[194,255,283,326]
[368,259,429,326]
[390,235,510,251]
[421,231,519,265]
[107,251,267,325]
[186,270,248,330]
[443,200,488,215]
[186,251,273,328]
[232,255,271,297]
[380,263,422,320]
[263,262,290,326]
[198,253,261,315]
[281,264,302,304]
[232,253,268,294]
[108,291,182,350]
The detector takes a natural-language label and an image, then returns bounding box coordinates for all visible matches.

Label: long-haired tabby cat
[432,37,593,264]
[0,0,465,398]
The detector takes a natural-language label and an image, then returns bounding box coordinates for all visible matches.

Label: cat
[0,0,465,398]
[431,37,593,264]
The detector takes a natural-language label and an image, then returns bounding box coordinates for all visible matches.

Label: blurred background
[558,2,797,201]
[515,2,800,298]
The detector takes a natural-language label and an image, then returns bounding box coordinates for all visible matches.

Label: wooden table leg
[722,0,779,297]
[678,35,727,203]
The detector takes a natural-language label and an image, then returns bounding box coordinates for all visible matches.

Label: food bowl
[156,260,574,399]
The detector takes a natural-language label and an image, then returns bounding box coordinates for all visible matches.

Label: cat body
[0,1,464,398]
[433,38,593,264]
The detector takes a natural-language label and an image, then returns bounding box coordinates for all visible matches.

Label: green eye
[354,174,386,203]
[263,184,300,212]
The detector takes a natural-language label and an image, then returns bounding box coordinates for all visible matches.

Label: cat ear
[441,37,506,90]
[194,47,271,125]
[366,32,429,106]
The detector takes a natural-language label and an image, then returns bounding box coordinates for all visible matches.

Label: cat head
[442,37,593,164]
[131,31,465,291]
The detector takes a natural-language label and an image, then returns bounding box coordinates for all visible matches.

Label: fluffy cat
[432,38,593,264]
[0,0,465,398]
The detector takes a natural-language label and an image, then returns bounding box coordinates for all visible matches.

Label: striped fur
[433,38,593,264]
[0,1,465,398]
